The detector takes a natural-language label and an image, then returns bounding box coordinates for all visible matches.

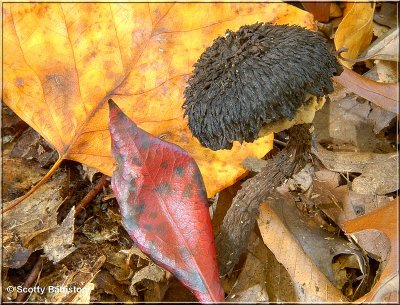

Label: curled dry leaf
[257,200,347,302]
[109,100,224,302]
[1,2,321,198]
[334,3,375,68]
[311,170,393,227]
[129,263,168,301]
[314,144,398,195]
[343,198,399,303]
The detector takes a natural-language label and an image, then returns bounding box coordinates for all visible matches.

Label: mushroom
[183,23,343,275]
[183,22,343,150]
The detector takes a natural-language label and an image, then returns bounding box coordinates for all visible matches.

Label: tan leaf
[258,202,346,302]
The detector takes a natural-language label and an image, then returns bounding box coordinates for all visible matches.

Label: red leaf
[108,100,224,303]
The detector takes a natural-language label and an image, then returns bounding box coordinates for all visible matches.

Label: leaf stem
[2,157,63,214]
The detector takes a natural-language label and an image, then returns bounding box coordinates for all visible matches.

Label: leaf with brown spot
[3,3,317,202]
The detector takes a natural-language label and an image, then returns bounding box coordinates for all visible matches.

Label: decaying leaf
[1,2,322,198]
[257,199,347,302]
[93,270,139,302]
[129,263,167,297]
[109,101,224,302]
[41,207,76,263]
[314,144,398,195]
[2,171,70,268]
[312,170,393,226]
[314,92,395,154]
[335,3,375,68]
[71,283,95,304]
[227,253,268,302]
[343,198,399,303]
[301,2,330,22]
[34,255,106,303]
[374,3,398,29]
[260,188,368,299]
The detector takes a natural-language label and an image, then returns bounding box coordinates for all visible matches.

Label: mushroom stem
[215,124,312,275]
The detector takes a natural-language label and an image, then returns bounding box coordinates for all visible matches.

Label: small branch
[15,256,44,302]
[75,174,110,216]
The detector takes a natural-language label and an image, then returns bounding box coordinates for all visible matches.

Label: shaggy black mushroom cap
[183,23,343,150]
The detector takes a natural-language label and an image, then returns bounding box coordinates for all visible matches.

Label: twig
[75,175,110,216]
[15,256,44,302]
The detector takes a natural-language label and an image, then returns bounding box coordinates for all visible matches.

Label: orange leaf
[334,3,375,68]
[3,3,315,198]
[343,198,399,303]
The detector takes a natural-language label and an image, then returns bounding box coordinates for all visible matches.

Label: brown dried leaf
[333,67,398,114]
[312,170,393,226]
[257,200,346,302]
[374,3,398,29]
[94,270,139,302]
[314,93,394,152]
[71,283,95,304]
[129,263,170,302]
[2,172,68,268]
[40,207,75,263]
[343,198,399,303]
[2,158,47,202]
[314,145,398,195]
[36,255,106,303]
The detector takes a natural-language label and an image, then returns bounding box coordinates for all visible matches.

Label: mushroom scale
[183,23,343,150]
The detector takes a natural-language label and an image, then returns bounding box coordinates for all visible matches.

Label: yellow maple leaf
[3,3,315,199]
